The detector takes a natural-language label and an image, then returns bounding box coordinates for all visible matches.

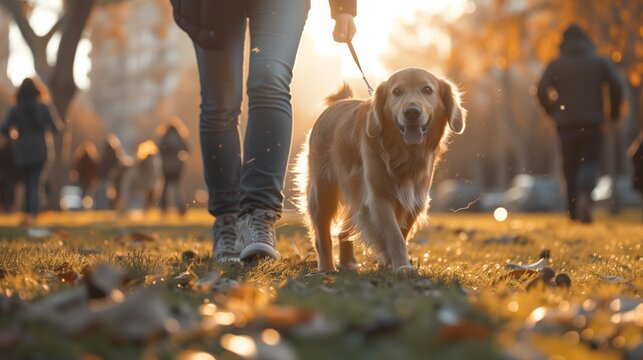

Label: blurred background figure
[117,140,162,214]
[537,24,623,224]
[0,78,59,219]
[95,134,131,210]
[157,116,189,215]
[70,141,101,209]
[0,135,18,212]
[629,132,643,219]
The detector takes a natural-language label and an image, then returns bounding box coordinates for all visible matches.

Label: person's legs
[559,133,580,220]
[194,12,247,218]
[194,6,247,262]
[240,0,310,216]
[236,0,309,261]
[576,129,603,223]
[159,176,170,212]
[23,162,44,217]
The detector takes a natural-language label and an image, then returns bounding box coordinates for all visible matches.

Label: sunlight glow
[493,207,508,222]
[220,334,257,358]
[306,0,469,80]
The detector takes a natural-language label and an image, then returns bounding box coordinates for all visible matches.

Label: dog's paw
[338,259,358,271]
[395,265,415,275]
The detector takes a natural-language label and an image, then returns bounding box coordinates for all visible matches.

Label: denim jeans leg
[194,14,247,217]
[240,0,310,216]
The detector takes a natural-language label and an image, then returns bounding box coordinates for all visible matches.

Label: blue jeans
[195,0,309,217]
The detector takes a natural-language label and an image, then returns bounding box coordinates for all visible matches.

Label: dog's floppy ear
[439,79,467,134]
[366,81,387,137]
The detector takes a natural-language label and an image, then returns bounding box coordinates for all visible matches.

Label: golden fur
[296,68,466,272]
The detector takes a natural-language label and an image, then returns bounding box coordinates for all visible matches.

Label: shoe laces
[214,215,237,254]
[248,210,277,244]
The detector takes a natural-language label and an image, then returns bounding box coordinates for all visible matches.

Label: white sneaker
[237,209,280,262]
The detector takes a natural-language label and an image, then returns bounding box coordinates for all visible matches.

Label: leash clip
[347,41,374,96]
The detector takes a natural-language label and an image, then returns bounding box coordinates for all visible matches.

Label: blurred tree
[0,0,144,209]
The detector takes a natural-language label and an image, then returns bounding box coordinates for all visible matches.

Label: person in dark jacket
[173,0,357,262]
[95,134,130,210]
[0,78,59,218]
[0,136,18,212]
[629,132,643,220]
[537,24,623,223]
[157,117,189,215]
[71,141,101,208]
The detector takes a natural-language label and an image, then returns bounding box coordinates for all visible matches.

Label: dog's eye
[422,86,434,95]
[392,88,402,96]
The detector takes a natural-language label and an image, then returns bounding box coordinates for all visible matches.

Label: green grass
[0,209,641,360]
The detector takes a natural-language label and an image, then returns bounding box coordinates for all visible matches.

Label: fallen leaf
[58,270,80,283]
[79,248,102,256]
[130,232,156,243]
[483,235,529,245]
[194,272,221,289]
[85,264,129,299]
[261,305,316,328]
[436,320,493,344]
[97,286,172,341]
[505,258,547,271]
[595,274,631,284]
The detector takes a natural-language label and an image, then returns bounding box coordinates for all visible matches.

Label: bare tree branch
[0,0,52,79]
[41,11,66,44]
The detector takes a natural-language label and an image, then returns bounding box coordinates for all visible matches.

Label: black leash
[347,41,374,96]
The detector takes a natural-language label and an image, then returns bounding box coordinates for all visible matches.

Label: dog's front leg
[363,202,412,272]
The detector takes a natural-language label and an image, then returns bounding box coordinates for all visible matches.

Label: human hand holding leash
[333,13,355,42]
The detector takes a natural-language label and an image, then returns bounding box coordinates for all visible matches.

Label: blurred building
[88,0,194,153]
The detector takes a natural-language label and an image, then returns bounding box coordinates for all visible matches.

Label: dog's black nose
[404,105,421,121]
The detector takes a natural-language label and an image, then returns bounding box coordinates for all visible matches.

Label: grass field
[0,209,641,360]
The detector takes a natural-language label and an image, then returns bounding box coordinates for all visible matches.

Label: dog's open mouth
[398,123,428,144]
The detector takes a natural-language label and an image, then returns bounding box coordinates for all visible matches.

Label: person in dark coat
[0,136,18,212]
[71,141,101,207]
[629,132,643,219]
[0,78,59,218]
[537,24,623,223]
[157,117,189,215]
[95,134,131,210]
[172,0,357,263]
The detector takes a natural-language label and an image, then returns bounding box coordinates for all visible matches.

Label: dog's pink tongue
[403,126,424,145]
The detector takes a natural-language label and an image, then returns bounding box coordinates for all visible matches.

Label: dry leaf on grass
[436,320,493,344]
[505,258,547,271]
[261,305,316,328]
[86,264,129,299]
[97,286,173,341]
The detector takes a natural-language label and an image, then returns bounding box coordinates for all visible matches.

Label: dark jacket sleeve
[329,0,356,19]
[602,58,623,122]
[40,103,59,133]
[0,107,17,136]
[536,63,557,117]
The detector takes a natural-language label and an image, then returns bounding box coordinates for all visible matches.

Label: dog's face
[367,68,466,145]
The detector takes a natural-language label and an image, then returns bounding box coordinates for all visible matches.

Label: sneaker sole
[240,242,280,262]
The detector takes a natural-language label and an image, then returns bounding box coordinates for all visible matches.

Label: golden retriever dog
[296,68,466,272]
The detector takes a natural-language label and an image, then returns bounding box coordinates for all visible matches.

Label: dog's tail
[324,82,353,106]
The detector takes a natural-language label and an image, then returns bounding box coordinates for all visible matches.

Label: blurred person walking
[0,136,18,212]
[95,134,130,210]
[157,117,189,215]
[71,141,101,208]
[629,132,643,220]
[537,25,623,223]
[171,0,357,262]
[0,78,59,219]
